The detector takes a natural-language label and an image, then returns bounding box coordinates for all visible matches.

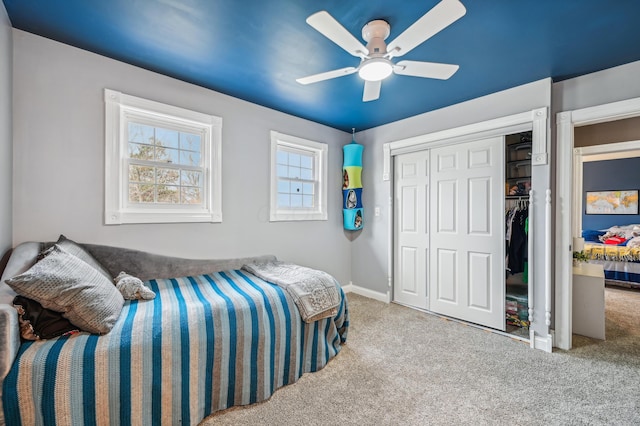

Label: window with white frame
[270,131,327,221]
[104,89,222,224]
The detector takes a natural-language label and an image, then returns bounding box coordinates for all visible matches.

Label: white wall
[352,79,552,333]
[11,30,352,285]
[0,3,12,265]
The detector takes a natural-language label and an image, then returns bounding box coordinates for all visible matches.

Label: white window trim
[105,88,222,224]
[270,131,328,222]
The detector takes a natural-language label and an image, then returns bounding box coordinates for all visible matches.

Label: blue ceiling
[3,0,640,132]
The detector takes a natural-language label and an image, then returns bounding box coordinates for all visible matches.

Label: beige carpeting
[202,288,640,425]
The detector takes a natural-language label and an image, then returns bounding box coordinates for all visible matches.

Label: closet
[393,131,532,339]
[505,132,532,338]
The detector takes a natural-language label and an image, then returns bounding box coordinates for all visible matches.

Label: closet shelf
[507,159,532,166]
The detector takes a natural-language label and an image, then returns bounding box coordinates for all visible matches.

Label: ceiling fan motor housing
[362,20,390,57]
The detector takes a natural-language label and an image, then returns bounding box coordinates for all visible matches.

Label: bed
[582,225,640,289]
[0,239,349,425]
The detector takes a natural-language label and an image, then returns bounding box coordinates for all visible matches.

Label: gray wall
[352,79,552,333]
[552,60,640,114]
[0,4,12,267]
[11,30,352,285]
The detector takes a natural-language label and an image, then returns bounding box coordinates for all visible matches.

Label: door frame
[383,108,550,347]
[555,97,640,350]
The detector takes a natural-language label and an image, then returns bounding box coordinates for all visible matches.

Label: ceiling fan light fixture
[358,58,393,82]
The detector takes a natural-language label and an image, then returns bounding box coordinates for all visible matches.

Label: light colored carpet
[202,288,640,425]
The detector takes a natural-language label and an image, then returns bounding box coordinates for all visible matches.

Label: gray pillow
[5,245,124,334]
[55,234,112,281]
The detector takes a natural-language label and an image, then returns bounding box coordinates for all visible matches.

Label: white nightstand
[572,262,605,340]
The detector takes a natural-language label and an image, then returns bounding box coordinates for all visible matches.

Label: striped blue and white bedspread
[2,269,349,425]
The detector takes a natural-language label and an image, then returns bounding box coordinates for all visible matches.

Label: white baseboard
[533,333,554,353]
[342,282,389,303]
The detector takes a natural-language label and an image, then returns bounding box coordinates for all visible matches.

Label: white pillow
[5,245,124,334]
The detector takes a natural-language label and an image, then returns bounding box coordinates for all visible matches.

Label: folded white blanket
[242,261,340,323]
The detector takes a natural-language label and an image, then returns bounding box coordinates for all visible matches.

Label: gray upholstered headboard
[82,243,276,282]
[0,240,276,424]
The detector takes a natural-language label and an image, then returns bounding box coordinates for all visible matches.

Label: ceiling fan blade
[386,0,466,59]
[296,67,358,85]
[363,80,381,102]
[394,60,459,79]
[306,11,369,58]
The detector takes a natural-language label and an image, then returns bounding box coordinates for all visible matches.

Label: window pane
[129,143,154,161]
[303,195,314,208]
[181,187,202,204]
[288,153,300,167]
[129,183,154,203]
[277,150,288,165]
[277,194,290,208]
[291,181,302,194]
[181,170,202,187]
[157,185,180,203]
[300,155,312,169]
[277,179,289,194]
[277,164,288,178]
[302,183,314,195]
[180,132,201,152]
[290,194,303,207]
[288,166,301,179]
[157,167,180,185]
[129,165,154,183]
[128,123,154,144]
[155,147,180,163]
[180,150,201,167]
[155,128,179,149]
[300,168,313,180]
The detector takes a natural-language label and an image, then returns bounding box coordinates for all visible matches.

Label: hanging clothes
[505,202,529,275]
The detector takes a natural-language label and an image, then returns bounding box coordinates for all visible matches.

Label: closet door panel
[436,248,457,303]
[437,180,457,233]
[400,247,418,294]
[429,137,505,330]
[394,151,429,309]
[468,146,492,168]
[468,178,490,234]
[437,151,458,172]
[468,251,491,310]
[401,186,417,232]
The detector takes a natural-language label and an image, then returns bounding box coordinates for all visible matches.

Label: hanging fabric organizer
[343,139,364,230]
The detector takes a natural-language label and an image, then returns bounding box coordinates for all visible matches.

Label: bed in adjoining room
[0,236,349,425]
[582,225,640,289]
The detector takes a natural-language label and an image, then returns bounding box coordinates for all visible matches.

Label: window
[105,89,222,224]
[270,131,327,221]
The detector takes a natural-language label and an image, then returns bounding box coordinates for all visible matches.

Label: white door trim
[382,108,548,181]
[555,97,640,350]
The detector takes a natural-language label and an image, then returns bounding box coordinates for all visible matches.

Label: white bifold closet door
[393,151,429,310]
[429,137,505,330]
[393,136,505,330]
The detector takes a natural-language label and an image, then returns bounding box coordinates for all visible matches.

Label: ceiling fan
[296,0,466,102]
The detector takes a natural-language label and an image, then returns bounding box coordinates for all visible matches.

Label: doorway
[555,98,640,350]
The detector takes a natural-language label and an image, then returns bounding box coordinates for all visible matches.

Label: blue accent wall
[583,158,640,230]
